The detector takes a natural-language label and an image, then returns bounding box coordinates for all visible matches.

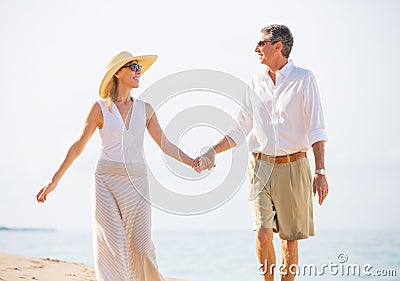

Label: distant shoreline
[0,226,56,232]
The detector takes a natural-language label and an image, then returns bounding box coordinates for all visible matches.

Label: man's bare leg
[280,239,298,281]
[256,228,276,281]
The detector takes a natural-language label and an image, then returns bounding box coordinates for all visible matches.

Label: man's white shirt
[227,60,327,156]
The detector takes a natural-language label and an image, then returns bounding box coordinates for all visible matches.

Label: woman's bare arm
[145,102,194,167]
[36,102,102,203]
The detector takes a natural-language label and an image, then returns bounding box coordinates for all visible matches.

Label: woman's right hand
[36,182,57,203]
[35,103,101,204]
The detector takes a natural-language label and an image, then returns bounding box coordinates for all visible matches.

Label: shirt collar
[262,59,295,81]
[277,59,294,78]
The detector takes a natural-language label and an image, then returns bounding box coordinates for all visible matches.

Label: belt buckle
[279,155,289,164]
[271,155,280,164]
[274,154,290,164]
[268,155,276,164]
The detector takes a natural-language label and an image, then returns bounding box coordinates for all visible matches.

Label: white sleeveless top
[97,99,146,164]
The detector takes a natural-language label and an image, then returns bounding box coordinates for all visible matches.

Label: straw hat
[99,51,157,98]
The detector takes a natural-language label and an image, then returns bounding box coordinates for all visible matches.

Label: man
[196,24,328,281]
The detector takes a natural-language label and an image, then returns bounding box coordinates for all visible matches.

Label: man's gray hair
[261,24,294,58]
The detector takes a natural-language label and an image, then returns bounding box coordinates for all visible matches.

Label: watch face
[316,169,326,175]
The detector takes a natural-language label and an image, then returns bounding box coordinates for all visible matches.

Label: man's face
[255,32,277,66]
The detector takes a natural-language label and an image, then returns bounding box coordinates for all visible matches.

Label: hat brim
[99,54,157,98]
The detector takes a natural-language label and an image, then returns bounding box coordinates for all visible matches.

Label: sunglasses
[257,40,272,47]
[121,63,143,72]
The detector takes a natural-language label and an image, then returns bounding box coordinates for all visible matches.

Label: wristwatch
[315,169,326,175]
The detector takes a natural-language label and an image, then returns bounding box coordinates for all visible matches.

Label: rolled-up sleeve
[303,73,328,145]
[226,84,253,146]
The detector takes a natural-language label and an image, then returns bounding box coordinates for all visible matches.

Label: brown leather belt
[252,151,307,164]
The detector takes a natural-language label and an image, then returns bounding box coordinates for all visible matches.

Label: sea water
[0,229,399,281]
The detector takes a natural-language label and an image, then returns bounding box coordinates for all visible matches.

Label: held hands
[192,148,216,173]
[36,182,57,203]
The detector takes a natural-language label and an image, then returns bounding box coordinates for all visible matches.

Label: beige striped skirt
[92,160,164,281]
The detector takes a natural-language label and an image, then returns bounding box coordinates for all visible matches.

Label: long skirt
[92,160,164,281]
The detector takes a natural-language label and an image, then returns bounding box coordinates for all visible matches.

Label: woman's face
[115,60,142,88]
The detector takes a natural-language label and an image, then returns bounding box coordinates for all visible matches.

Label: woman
[36,51,196,281]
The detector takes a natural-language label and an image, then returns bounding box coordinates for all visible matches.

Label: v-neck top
[97,99,146,164]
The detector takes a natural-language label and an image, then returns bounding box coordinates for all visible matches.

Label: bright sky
[0,0,399,232]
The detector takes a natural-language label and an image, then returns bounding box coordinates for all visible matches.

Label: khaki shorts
[248,156,314,240]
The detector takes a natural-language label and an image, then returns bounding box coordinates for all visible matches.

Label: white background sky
[0,0,399,232]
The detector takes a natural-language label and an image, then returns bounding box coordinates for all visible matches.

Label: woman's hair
[104,60,136,111]
[105,76,118,111]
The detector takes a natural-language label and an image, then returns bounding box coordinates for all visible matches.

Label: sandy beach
[0,252,188,281]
